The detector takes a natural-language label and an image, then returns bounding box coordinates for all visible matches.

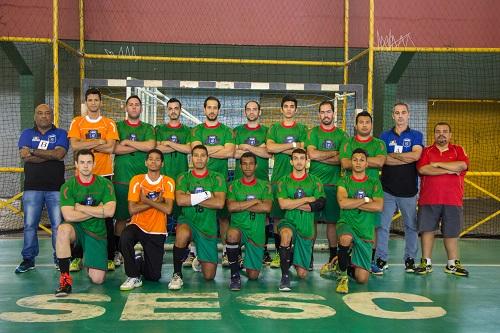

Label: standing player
[306,100,347,273]
[119,149,175,291]
[113,95,155,266]
[414,122,469,277]
[168,145,227,290]
[233,100,272,263]
[226,152,273,290]
[375,102,423,273]
[16,104,68,273]
[276,148,325,291]
[190,97,235,266]
[55,149,116,296]
[336,148,384,294]
[68,88,119,271]
[266,95,308,268]
[155,98,193,264]
[340,111,387,274]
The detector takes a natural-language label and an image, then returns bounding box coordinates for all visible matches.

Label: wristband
[191,191,212,206]
[292,142,297,148]
[364,196,370,203]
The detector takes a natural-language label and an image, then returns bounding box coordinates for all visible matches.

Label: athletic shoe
[69,258,82,272]
[279,275,291,292]
[371,262,384,275]
[414,259,433,275]
[444,260,469,277]
[120,277,143,291]
[55,273,73,297]
[113,251,123,267]
[15,260,35,273]
[229,275,241,291]
[320,256,338,276]
[376,257,389,270]
[336,275,349,294]
[270,253,281,269]
[107,260,115,271]
[405,257,416,273]
[183,252,195,267]
[263,251,272,265]
[168,273,184,290]
[192,256,201,272]
[222,253,230,268]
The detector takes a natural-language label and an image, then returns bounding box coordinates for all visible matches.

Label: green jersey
[227,178,273,245]
[306,125,347,185]
[233,124,269,181]
[267,122,308,182]
[113,120,155,183]
[337,175,383,240]
[155,123,191,179]
[276,173,325,238]
[60,175,116,238]
[176,170,227,237]
[339,136,387,179]
[191,123,234,178]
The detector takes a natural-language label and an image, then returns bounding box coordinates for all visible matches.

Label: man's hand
[20,148,31,159]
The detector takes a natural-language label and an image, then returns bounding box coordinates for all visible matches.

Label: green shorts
[113,183,131,221]
[278,220,313,270]
[315,185,340,223]
[235,227,264,271]
[180,222,218,264]
[270,183,284,219]
[70,222,107,271]
[336,222,372,272]
[373,213,381,228]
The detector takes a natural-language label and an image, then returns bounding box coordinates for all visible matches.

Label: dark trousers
[120,224,166,281]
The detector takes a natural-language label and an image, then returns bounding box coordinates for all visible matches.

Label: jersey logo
[32,136,41,142]
[129,133,137,141]
[294,188,305,199]
[355,189,366,199]
[322,139,334,149]
[284,136,295,144]
[48,134,57,143]
[246,194,256,201]
[403,138,411,147]
[170,135,178,143]
[206,135,219,145]
[86,130,101,139]
[81,195,96,206]
[146,191,160,200]
[193,186,205,194]
[246,137,258,146]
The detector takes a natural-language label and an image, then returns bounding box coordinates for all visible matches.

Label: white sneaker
[183,252,195,267]
[113,251,123,267]
[168,273,184,290]
[222,253,230,268]
[120,277,142,291]
[192,256,201,272]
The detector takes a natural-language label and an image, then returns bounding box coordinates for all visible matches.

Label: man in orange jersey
[119,149,175,291]
[67,88,120,271]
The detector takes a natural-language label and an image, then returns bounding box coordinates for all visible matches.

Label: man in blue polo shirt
[16,104,69,273]
[374,102,423,272]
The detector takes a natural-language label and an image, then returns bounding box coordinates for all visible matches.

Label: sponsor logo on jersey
[246,137,257,146]
[170,135,178,143]
[32,136,41,142]
[146,191,160,200]
[129,133,137,141]
[193,186,205,194]
[403,138,411,147]
[86,130,101,139]
[294,188,305,199]
[206,135,219,145]
[246,194,256,201]
[284,136,295,144]
[322,139,334,149]
[355,189,366,199]
[48,134,57,143]
[81,195,96,206]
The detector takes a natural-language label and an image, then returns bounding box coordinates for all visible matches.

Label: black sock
[173,245,186,278]
[58,257,71,274]
[338,245,350,272]
[347,264,355,279]
[279,245,292,277]
[71,245,83,259]
[114,236,121,251]
[274,233,281,253]
[372,248,376,261]
[329,246,338,262]
[226,241,240,277]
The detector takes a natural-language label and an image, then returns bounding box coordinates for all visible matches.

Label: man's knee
[338,234,352,246]
[226,228,241,243]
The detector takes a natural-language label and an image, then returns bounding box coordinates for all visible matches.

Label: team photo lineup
[16,87,470,297]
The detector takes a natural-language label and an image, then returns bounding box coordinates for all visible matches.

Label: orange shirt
[128,174,175,234]
[68,115,119,176]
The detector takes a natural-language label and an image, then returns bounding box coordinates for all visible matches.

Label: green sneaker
[69,258,82,272]
[414,258,432,275]
[336,275,349,294]
[444,260,469,277]
[270,253,281,268]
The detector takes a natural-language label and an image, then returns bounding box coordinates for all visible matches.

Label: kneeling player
[168,145,227,290]
[55,149,116,296]
[226,152,272,290]
[336,148,383,294]
[277,149,325,291]
[120,149,175,291]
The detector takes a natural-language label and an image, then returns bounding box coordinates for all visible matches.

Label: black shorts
[417,205,463,238]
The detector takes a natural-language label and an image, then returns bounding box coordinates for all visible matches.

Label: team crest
[246,194,256,201]
[129,133,137,141]
[86,130,100,139]
[294,188,305,199]
[355,190,366,199]
[322,140,334,149]
[246,137,257,146]
[146,191,160,200]
[284,136,295,143]
[403,138,411,147]
[206,135,219,145]
[32,136,40,142]
[193,186,205,194]
[81,195,96,206]
[48,134,57,143]
[170,135,178,143]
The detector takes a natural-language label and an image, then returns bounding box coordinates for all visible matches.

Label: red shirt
[417,144,469,206]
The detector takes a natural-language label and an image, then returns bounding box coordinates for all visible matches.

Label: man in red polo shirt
[415,122,469,277]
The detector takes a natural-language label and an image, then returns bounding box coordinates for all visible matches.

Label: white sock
[425,258,432,265]
[448,259,456,267]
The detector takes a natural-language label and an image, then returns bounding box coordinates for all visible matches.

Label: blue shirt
[379,127,423,197]
[18,126,69,191]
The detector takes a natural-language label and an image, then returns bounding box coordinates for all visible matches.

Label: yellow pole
[464,178,500,202]
[79,0,85,93]
[374,46,500,53]
[342,0,349,131]
[52,0,59,126]
[346,48,369,65]
[367,0,375,113]
[0,37,51,43]
[460,210,500,237]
